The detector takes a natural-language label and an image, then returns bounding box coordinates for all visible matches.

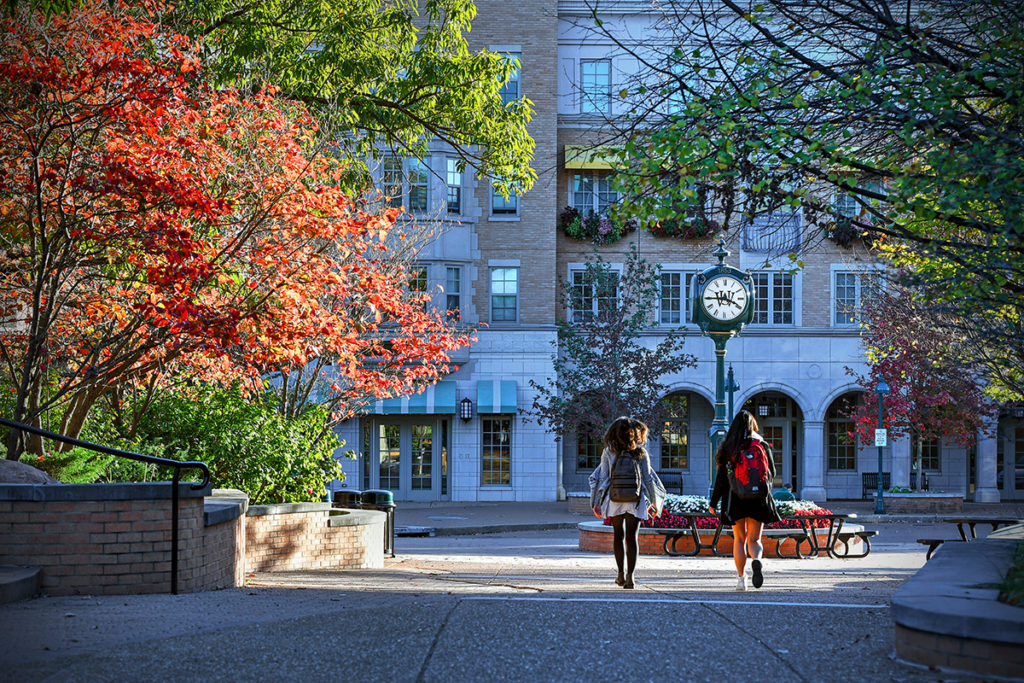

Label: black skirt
[720,490,782,526]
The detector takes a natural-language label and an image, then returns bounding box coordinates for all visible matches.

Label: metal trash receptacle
[332,489,362,508]
[360,489,396,557]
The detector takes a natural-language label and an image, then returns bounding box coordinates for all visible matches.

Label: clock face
[701,275,748,322]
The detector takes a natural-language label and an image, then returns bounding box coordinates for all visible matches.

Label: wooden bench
[861,471,890,500]
[658,471,684,495]
[916,538,965,561]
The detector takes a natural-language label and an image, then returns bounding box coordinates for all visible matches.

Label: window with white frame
[833,270,880,326]
[382,157,429,212]
[408,265,428,310]
[659,271,693,325]
[490,267,518,322]
[498,52,521,106]
[576,433,602,471]
[660,393,689,470]
[481,416,512,485]
[446,158,462,215]
[445,266,461,319]
[826,393,859,471]
[491,179,518,216]
[835,180,883,219]
[750,271,794,325]
[580,59,611,114]
[570,268,618,323]
[571,173,618,215]
[912,433,941,472]
[742,209,802,255]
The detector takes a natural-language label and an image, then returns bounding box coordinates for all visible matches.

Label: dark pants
[611,513,641,576]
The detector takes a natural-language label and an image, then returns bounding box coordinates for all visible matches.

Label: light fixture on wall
[459,397,474,422]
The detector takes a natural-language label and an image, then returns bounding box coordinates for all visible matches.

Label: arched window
[826,393,861,471]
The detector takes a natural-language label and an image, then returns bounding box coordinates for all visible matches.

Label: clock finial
[714,238,728,265]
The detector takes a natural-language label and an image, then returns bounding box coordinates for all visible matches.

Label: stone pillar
[974,417,1000,502]
[801,420,826,501]
[892,433,912,488]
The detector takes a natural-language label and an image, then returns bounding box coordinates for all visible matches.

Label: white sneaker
[736,575,747,591]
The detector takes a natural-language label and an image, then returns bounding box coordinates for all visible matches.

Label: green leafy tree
[587,0,1024,399]
[529,247,697,443]
[131,384,344,503]
[167,0,536,195]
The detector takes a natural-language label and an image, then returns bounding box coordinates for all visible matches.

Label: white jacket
[588,447,667,520]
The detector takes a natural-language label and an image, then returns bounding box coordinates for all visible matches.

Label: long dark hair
[715,410,759,465]
[604,416,649,457]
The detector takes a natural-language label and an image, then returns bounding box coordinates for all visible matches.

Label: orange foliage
[0,3,471,446]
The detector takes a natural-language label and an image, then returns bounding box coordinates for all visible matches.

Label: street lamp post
[875,379,891,515]
[726,364,739,424]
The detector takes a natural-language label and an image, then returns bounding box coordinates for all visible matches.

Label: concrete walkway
[1,499,1021,682]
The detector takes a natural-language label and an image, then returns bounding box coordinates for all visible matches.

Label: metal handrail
[0,417,210,594]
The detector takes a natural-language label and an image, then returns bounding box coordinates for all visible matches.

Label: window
[407,159,428,212]
[382,157,403,208]
[382,157,429,212]
[499,52,521,106]
[408,265,428,310]
[835,180,883,219]
[570,268,618,323]
[445,266,461,318]
[571,173,618,215]
[491,179,518,216]
[660,394,689,469]
[826,394,859,471]
[660,272,693,324]
[481,416,512,485]
[490,267,518,322]
[580,59,611,114]
[912,434,941,472]
[750,272,794,325]
[834,270,880,326]
[378,424,401,489]
[576,434,602,471]
[446,158,462,215]
[742,209,802,255]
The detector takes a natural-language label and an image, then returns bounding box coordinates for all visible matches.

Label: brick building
[333,0,1017,504]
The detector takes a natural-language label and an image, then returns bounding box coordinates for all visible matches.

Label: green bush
[19,446,112,483]
[131,384,343,504]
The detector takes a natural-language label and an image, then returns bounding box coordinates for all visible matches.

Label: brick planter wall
[0,483,208,595]
[0,485,385,596]
[245,504,384,572]
[894,623,1024,679]
[875,493,963,514]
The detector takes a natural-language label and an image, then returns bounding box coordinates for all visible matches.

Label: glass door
[369,419,443,501]
[760,423,788,489]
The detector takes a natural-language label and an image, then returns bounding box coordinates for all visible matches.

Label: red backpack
[728,439,771,500]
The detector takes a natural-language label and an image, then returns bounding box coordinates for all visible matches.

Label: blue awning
[476,380,518,414]
[372,380,456,415]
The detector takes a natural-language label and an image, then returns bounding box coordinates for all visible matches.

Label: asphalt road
[0,521,994,682]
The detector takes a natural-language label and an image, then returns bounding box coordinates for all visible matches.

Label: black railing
[0,417,210,594]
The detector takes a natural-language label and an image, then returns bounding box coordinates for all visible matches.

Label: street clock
[692,243,754,332]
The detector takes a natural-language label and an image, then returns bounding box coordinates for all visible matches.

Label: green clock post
[693,239,754,495]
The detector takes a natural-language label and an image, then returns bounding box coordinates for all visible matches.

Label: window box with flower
[648,216,721,240]
[558,205,637,244]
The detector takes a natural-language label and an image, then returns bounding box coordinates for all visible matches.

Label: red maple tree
[846,284,992,487]
[0,3,471,457]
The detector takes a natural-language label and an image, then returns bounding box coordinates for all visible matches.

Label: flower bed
[601,494,833,529]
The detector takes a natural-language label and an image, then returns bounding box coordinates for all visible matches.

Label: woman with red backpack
[589,417,666,589]
[709,410,781,591]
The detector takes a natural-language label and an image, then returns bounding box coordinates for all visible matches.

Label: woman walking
[709,410,781,590]
[589,417,666,589]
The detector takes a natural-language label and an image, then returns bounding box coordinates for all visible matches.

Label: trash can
[360,489,396,558]
[332,489,362,509]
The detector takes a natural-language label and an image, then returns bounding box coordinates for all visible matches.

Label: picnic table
[774,513,878,559]
[653,514,732,557]
[917,516,1024,560]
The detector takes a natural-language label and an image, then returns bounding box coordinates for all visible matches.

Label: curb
[0,565,40,605]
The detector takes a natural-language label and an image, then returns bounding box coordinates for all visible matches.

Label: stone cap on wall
[0,482,211,501]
